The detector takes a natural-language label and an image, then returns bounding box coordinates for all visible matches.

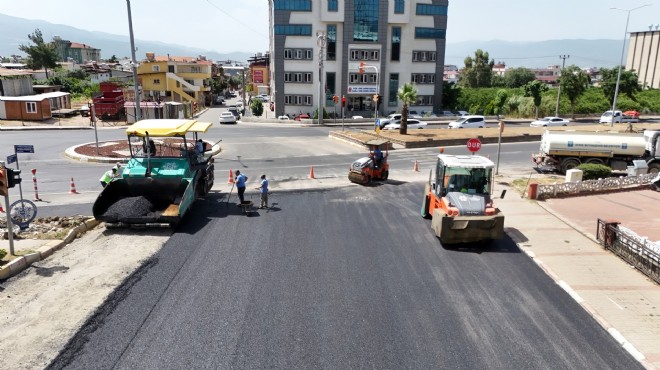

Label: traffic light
[0,168,7,196]
[6,168,21,188]
[341,96,346,108]
[358,61,365,74]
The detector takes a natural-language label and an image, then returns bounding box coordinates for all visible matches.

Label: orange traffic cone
[69,177,79,194]
[413,160,419,172]
[308,166,316,179]
[228,169,235,184]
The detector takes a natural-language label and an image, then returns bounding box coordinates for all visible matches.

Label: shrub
[0,248,6,260]
[576,163,612,180]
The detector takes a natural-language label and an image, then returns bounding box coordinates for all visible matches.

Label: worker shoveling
[93,119,215,227]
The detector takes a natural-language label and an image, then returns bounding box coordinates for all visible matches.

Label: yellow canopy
[125,119,212,137]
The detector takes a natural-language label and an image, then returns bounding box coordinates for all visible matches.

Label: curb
[64,141,223,164]
[0,218,100,280]
[0,126,92,132]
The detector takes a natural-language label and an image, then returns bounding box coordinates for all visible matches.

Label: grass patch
[509,175,565,195]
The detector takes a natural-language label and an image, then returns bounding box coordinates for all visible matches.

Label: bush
[0,248,6,260]
[576,163,612,180]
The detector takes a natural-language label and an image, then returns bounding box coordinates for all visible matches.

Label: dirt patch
[0,226,170,369]
[74,137,193,158]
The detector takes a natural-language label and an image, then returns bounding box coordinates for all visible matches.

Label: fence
[596,218,660,284]
[536,173,656,199]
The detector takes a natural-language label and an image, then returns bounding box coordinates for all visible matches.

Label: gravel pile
[1,216,90,239]
[102,196,155,220]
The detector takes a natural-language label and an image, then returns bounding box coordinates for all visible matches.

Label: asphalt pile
[102,196,155,220]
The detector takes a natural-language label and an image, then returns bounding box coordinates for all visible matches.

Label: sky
[1,0,658,53]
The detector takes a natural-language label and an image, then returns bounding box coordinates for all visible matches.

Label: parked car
[215,96,225,105]
[456,110,469,116]
[352,116,364,119]
[383,119,427,130]
[294,113,310,121]
[219,111,237,124]
[599,110,623,124]
[277,115,290,120]
[79,105,90,117]
[530,116,569,127]
[440,111,455,117]
[448,115,486,129]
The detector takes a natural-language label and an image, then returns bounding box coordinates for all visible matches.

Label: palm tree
[397,83,418,135]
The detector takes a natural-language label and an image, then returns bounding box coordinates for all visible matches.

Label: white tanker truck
[532,130,660,174]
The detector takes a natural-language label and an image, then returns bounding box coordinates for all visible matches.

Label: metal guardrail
[597,218,660,284]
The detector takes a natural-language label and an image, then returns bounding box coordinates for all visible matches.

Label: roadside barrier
[413,160,419,172]
[69,177,79,194]
[308,166,316,179]
[32,168,42,201]
[228,169,235,184]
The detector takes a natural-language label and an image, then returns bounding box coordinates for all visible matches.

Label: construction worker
[370,145,383,168]
[234,170,248,205]
[99,167,118,188]
[114,162,123,176]
[255,174,269,209]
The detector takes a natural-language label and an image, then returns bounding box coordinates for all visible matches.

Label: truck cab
[599,110,622,124]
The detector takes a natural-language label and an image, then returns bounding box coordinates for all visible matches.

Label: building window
[394,0,405,14]
[353,0,379,42]
[274,24,312,36]
[305,49,313,59]
[284,49,292,59]
[284,94,313,106]
[154,79,161,84]
[284,48,313,60]
[349,49,379,61]
[349,73,376,84]
[284,72,313,83]
[388,74,399,106]
[191,66,201,73]
[295,49,304,59]
[327,25,336,60]
[415,27,446,39]
[152,65,160,72]
[326,72,336,96]
[416,4,448,16]
[328,0,338,12]
[26,102,37,113]
[412,50,437,62]
[391,27,401,61]
[411,74,435,84]
[274,0,312,11]
[168,65,175,73]
[415,95,434,105]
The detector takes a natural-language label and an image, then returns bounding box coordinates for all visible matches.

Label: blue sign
[15,145,34,153]
[6,154,17,164]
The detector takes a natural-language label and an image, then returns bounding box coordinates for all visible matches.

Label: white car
[599,110,623,124]
[530,117,569,127]
[277,115,290,120]
[383,119,427,130]
[219,111,237,124]
[447,115,486,129]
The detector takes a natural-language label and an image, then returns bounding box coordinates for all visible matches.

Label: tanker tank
[540,131,647,157]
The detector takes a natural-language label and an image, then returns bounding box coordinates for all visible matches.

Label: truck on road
[532,130,660,174]
[421,154,505,244]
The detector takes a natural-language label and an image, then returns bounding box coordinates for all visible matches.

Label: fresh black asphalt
[48,183,642,370]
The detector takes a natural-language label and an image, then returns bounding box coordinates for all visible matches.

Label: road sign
[6,154,17,164]
[14,145,34,153]
[467,138,482,153]
[9,199,38,228]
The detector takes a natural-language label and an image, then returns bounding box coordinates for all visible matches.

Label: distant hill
[0,13,252,63]
[444,39,623,69]
[1,13,622,68]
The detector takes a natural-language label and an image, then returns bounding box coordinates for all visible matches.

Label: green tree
[600,67,641,104]
[18,29,59,77]
[460,49,494,88]
[493,89,508,118]
[559,65,590,118]
[523,80,549,118]
[397,83,418,135]
[503,67,536,88]
[250,98,264,117]
[108,55,119,63]
[441,81,461,111]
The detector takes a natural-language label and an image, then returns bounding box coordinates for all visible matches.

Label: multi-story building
[268,0,448,118]
[136,53,212,106]
[52,36,101,64]
[248,53,271,96]
[627,28,660,89]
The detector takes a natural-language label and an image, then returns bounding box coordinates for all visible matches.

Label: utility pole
[555,55,569,117]
[317,32,326,125]
[126,0,141,122]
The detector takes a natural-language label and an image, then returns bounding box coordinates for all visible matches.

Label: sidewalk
[495,171,660,369]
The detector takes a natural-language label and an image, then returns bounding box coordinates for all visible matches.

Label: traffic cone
[413,160,419,172]
[69,177,79,194]
[308,166,316,179]
[228,169,235,184]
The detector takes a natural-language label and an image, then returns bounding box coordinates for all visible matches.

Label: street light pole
[555,55,569,117]
[609,4,651,127]
[126,0,141,122]
[317,32,326,126]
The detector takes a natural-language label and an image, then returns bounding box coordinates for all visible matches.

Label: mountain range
[1,13,623,68]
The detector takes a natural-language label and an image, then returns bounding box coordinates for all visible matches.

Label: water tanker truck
[532,130,660,174]
[92,119,215,227]
[421,154,505,244]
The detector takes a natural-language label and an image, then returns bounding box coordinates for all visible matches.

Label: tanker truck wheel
[560,158,581,174]
[585,158,605,166]
[648,163,660,175]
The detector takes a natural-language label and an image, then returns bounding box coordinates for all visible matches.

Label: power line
[205,0,269,40]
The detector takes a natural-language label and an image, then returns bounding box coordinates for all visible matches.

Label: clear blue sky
[1,0,657,52]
